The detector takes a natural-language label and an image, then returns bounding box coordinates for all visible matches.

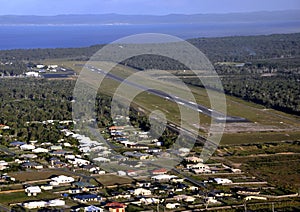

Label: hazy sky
[0,0,299,15]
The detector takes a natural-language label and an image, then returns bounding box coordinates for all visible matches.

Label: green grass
[0,191,61,206]
[220,131,300,145]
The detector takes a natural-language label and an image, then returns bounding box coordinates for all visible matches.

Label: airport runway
[86,65,248,123]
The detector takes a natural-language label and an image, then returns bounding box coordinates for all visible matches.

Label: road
[85,65,247,123]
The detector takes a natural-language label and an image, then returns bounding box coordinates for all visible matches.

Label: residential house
[25,186,42,196]
[10,141,25,147]
[84,205,104,212]
[21,162,43,169]
[151,168,168,175]
[73,194,102,203]
[32,147,49,153]
[0,160,8,171]
[48,199,65,207]
[23,201,47,209]
[50,175,75,185]
[214,178,233,185]
[166,203,180,209]
[106,202,126,212]
[185,156,203,163]
[20,144,35,150]
[151,174,177,182]
[133,188,152,196]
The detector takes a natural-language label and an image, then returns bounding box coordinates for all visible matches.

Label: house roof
[73,181,95,188]
[74,194,100,200]
[85,205,102,211]
[106,202,125,208]
[10,141,25,146]
[152,168,168,173]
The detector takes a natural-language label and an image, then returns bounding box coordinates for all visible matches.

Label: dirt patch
[9,170,70,182]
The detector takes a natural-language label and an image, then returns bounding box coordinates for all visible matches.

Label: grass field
[9,170,72,182]
[95,174,133,187]
[0,191,61,206]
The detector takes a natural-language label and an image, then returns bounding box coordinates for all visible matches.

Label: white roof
[32,147,48,153]
[93,157,110,162]
[20,144,35,150]
[25,186,41,193]
[151,174,177,180]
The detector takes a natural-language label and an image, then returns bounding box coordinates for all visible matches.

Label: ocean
[0,22,299,50]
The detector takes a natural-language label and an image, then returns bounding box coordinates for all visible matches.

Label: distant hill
[0,10,300,25]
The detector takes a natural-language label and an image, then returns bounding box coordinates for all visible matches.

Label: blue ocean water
[0,22,299,50]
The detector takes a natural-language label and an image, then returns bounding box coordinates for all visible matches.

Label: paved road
[86,65,247,123]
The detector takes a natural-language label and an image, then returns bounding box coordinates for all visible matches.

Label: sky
[0,0,299,16]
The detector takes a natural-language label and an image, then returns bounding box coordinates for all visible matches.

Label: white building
[84,205,104,212]
[50,175,75,185]
[41,185,53,190]
[25,71,39,77]
[166,203,180,209]
[71,158,90,166]
[48,199,65,207]
[32,147,49,153]
[134,188,152,196]
[25,186,42,196]
[214,178,233,185]
[23,201,47,209]
[20,144,35,150]
[151,174,177,181]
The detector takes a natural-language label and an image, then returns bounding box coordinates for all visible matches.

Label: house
[166,203,180,209]
[49,145,63,151]
[151,168,168,175]
[20,144,35,150]
[174,195,195,202]
[185,156,203,163]
[25,186,42,196]
[151,174,177,181]
[109,126,125,131]
[133,188,152,196]
[23,201,47,209]
[73,194,102,203]
[127,170,138,177]
[140,198,160,205]
[106,202,126,212]
[48,199,65,207]
[136,181,151,188]
[84,205,104,212]
[41,185,53,190]
[0,160,8,170]
[10,141,25,147]
[23,199,65,209]
[214,178,233,185]
[32,147,49,153]
[25,71,39,77]
[93,157,110,163]
[21,153,38,159]
[117,171,127,176]
[69,188,82,194]
[0,124,10,130]
[71,158,90,166]
[51,150,68,157]
[50,175,75,185]
[206,196,219,204]
[21,162,43,169]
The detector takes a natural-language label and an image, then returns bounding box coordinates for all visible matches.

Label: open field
[0,191,61,206]
[47,60,300,145]
[95,174,133,187]
[9,170,72,182]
